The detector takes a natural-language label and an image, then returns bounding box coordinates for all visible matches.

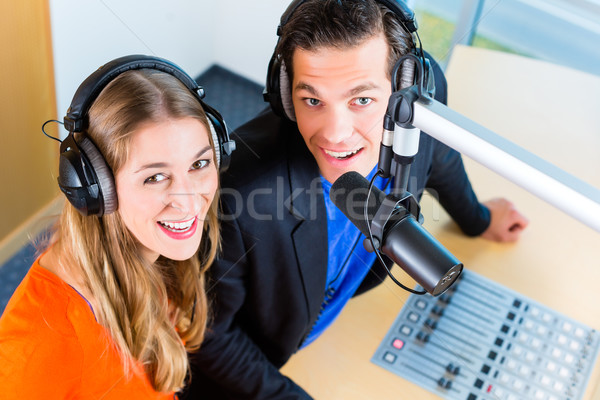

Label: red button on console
[392,338,405,350]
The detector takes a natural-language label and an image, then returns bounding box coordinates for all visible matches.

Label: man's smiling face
[291,33,392,183]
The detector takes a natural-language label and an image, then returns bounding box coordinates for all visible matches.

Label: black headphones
[263,0,433,121]
[57,54,236,217]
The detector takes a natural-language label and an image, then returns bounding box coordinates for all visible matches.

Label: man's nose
[320,106,355,145]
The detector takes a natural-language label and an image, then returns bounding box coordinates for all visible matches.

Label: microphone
[330,171,463,296]
[380,55,421,188]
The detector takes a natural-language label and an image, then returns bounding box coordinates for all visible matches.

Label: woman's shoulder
[0,257,87,395]
[0,256,86,337]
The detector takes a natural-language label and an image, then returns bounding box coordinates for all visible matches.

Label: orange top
[0,257,176,399]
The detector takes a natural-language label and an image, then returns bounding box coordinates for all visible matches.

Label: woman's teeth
[324,149,360,160]
[158,218,195,232]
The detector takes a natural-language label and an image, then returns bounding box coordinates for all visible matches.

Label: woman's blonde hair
[50,69,219,393]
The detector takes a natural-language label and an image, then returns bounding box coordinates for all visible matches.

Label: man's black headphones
[263,0,434,121]
[57,54,236,217]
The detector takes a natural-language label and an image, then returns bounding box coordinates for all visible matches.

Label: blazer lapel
[286,130,328,327]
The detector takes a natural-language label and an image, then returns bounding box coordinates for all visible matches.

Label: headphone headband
[278,0,417,33]
[64,55,206,133]
[373,0,417,32]
[265,0,428,121]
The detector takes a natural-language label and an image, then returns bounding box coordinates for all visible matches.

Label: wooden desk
[281,46,600,399]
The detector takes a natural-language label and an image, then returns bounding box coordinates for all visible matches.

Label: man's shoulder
[221,108,296,190]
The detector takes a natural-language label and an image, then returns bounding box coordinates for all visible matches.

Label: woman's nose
[164,177,203,216]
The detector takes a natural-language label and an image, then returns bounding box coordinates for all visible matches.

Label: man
[184,1,528,399]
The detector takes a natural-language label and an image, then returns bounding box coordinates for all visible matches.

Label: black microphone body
[331,171,463,296]
[329,171,386,237]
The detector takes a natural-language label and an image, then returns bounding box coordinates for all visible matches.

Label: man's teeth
[159,218,195,232]
[324,149,360,159]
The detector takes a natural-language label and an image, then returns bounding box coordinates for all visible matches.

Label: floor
[0,65,264,315]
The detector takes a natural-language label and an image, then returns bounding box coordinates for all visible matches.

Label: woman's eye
[144,174,167,184]
[191,159,210,170]
[354,97,372,106]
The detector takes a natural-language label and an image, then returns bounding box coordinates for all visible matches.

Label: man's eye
[144,174,167,184]
[304,98,321,106]
[354,97,372,106]
[191,159,210,170]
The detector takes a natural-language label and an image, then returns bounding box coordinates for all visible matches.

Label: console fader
[372,270,600,400]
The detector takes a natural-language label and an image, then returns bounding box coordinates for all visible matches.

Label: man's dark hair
[276,0,414,83]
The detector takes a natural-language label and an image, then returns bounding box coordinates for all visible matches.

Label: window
[413,0,600,77]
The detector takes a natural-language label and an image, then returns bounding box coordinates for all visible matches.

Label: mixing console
[372,270,599,400]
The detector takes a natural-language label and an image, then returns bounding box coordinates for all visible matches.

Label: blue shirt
[301,168,390,347]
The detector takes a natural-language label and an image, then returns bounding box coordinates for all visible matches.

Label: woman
[0,57,222,398]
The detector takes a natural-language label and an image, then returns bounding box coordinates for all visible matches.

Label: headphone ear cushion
[422,56,435,99]
[77,135,118,215]
[279,61,296,122]
[206,119,221,169]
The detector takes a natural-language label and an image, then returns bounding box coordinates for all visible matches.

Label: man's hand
[480,198,529,242]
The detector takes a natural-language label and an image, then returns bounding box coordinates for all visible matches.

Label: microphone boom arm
[393,88,600,233]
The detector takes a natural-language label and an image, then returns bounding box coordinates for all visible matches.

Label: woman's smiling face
[115,117,218,263]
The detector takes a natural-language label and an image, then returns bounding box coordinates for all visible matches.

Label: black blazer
[183,59,490,400]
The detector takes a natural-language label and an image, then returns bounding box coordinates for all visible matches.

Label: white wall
[49,1,287,137]
[49,0,218,136]
[214,0,289,84]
